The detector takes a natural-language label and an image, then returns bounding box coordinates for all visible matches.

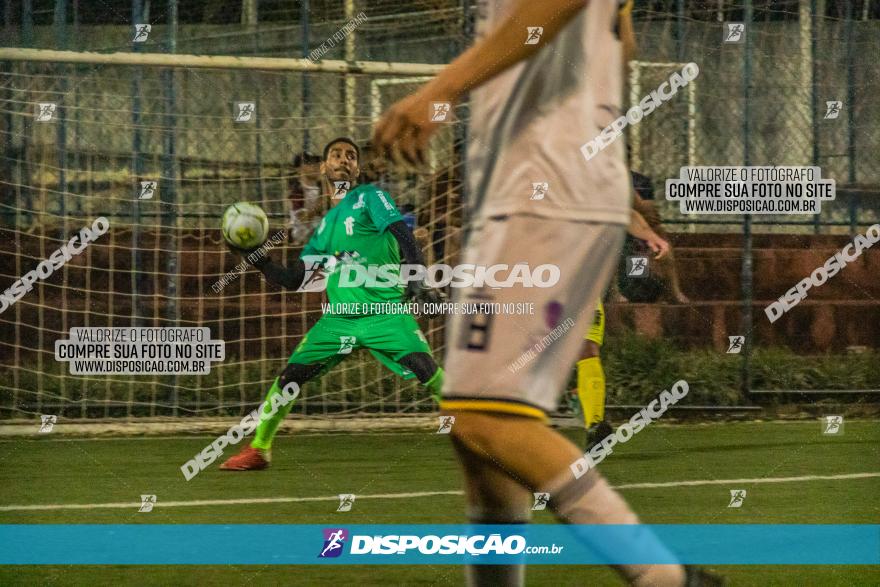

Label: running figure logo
[36,103,57,122]
[333,181,350,199]
[337,494,356,512]
[234,102,256,122]
[627,256,649,277]
[139,180,157,200]
[530,182,549,201]
[727,336,745,354]
[318,528,349,558]
[822,415,843,435]
[139,494,157,512]
[724,23,745,43]
[727,489,746,508]
[824,101,842,120]
[431,102,451,122]
[133,24,151,42]
[437,416,455,434]
[532,492,550,511]
[525,27,543,45]
[39,415,57,433]
[338,336,356,355]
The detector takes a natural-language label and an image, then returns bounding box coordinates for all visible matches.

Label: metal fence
[0,1,878,419]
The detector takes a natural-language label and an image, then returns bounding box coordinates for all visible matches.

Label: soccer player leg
[442,218,684,586]
[399,352,444,402]
[577,301,606,428]
[249,362,324,452]
[446,411,684,587]
[250,315,352,451]
[362,313,442,401]
[450,431,531,587]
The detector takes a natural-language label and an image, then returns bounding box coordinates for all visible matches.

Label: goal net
[0,50,462,421]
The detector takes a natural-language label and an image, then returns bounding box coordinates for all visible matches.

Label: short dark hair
[323,137,360,162]
[292,151,320,167]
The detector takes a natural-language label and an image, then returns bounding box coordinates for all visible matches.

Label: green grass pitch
[0,420,878,585]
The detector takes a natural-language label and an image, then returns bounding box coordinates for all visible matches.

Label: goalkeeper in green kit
[221,137,445,471]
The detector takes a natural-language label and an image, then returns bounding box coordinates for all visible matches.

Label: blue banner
[1,525,877,565]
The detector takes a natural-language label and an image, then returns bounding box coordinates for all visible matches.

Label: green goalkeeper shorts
[287,312,432,379]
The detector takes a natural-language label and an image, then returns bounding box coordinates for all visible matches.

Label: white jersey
[467,0,631,226]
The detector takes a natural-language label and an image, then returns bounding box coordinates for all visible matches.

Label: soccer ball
[222,202,269,250]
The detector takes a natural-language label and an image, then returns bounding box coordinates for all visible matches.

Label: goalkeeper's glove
[405,279,447,318]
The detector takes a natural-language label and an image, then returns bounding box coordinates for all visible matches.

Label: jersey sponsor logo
[352,193,365,209]
[344,216,355,235]
[377,193,394,211]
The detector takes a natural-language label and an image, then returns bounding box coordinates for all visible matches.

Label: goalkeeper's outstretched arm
[229,244,307,290]
[252,255,307,290]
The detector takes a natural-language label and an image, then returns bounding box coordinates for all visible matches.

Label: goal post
[627,60,698,229]
[0,48,461,422]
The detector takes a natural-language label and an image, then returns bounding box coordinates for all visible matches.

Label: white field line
[1,472,877,512]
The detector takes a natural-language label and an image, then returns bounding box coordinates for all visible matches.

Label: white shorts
[441,216,625,418]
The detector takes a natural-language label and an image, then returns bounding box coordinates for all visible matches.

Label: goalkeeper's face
[322,142,360,185]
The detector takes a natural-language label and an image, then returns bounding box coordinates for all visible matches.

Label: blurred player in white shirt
[374,1,721,585]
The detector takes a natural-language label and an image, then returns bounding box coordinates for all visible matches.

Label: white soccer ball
[222,202,269,249]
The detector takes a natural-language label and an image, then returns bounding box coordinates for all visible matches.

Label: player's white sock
[544,471,686,587]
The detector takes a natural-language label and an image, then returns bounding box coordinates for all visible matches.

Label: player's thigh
[449,431,533,520]
[443,410,586,491]
[443,217,624,414]
[359,313,431,378]
[287,314,358,367]
[360,313,431,359]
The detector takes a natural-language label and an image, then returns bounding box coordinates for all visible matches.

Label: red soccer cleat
[219,446,270,471]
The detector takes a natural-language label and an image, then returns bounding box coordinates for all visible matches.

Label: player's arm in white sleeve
[373,0,590,165]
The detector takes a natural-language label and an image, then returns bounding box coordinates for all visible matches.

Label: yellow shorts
[585,301,605,347]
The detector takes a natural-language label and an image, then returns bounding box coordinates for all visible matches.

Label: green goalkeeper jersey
[300,183,406,314]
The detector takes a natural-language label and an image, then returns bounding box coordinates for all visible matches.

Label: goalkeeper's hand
[405,280,447,318]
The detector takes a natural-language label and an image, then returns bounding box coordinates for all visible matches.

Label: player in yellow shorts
[577,208,670,450]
